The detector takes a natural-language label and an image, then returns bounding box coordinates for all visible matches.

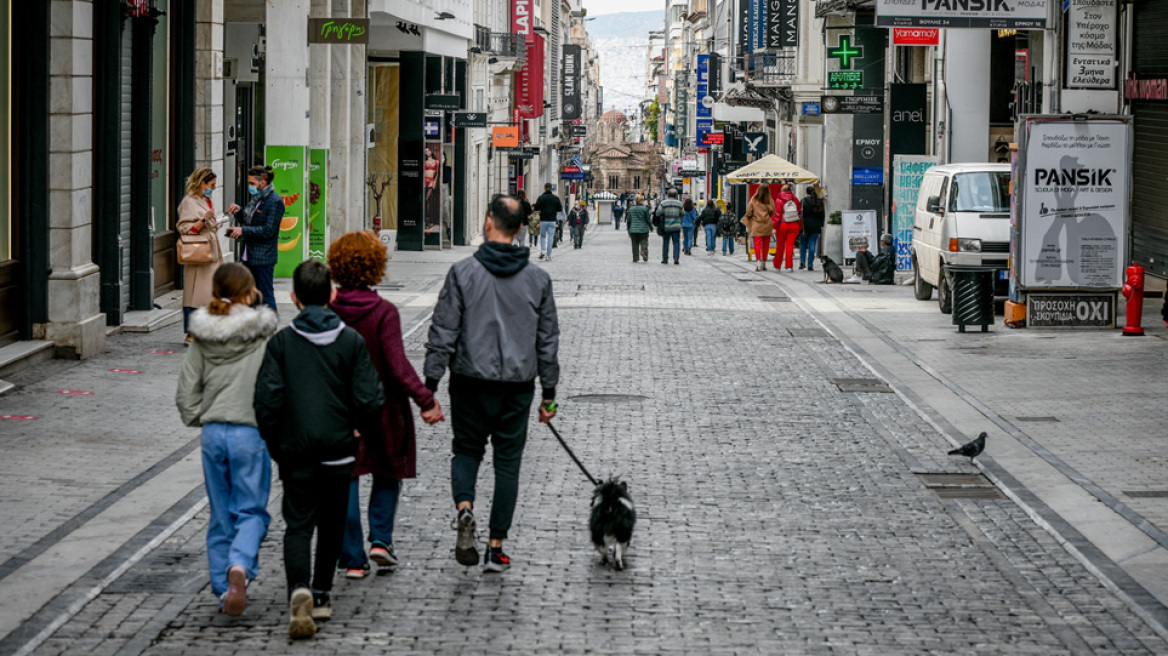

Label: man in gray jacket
[424,194,561,573]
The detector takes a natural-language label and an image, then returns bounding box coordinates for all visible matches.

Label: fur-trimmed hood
[188,305,279,365]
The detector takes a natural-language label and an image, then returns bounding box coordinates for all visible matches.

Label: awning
[593,191,618,200]
[725,154,820,184]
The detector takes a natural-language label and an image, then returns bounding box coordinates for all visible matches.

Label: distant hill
[588,10,664,118]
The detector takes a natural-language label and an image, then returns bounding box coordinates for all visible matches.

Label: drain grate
[829,378,893,393]
[568,394,649,404]
[1124,490,1168,498]
[788,328,830,338]
[758,296,792,303]
[106,569,207,594]
[577,284,645,292]
[734,276,759,282]
[916,472,1005,500]
[1016,416,1059,423]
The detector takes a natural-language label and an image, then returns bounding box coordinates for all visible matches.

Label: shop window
[151,0,169,236]
[0,1,8,263]
[367,62,400,230]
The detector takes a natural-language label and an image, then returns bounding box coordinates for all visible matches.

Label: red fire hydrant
[1121,262,1145,337]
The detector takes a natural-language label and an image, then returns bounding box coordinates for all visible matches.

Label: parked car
[911,163,1012,314]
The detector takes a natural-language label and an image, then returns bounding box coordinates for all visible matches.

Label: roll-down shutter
[119,20,133,312]
[1132,0,1168,277]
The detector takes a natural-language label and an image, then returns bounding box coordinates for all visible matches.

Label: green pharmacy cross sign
[829,35,863,70]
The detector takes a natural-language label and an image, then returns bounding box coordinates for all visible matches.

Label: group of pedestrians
[743,183,826,272]
[176,195,561,639]
[620,189,746,264]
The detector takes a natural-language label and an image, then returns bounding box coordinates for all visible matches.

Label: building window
[608,175,619,189]
[633,175,641,189]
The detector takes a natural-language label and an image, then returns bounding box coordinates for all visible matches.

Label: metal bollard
[1121,262,1145,337]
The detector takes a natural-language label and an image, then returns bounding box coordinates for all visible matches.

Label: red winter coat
[331,288,436,479]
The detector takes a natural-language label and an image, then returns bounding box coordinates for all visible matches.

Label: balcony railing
[746,52,796,87]
[472,25,526,61]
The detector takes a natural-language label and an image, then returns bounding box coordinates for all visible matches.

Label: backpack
[782,199,800,223]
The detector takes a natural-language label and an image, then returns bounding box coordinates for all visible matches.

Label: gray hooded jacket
[424,243,560,397]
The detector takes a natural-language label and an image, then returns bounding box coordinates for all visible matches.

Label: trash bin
[949,266,996,333]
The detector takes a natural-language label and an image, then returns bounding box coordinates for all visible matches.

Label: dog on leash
[819,255,845,283]
[590,479,636,570]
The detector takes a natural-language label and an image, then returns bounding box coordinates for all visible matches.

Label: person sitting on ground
[854,233,897,285]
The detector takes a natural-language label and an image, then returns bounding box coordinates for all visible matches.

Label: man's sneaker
[454,508,479,566]
[221,565,247,616]
[538,252,545,260]
[483,546,511,573]
[369,541,398,568]
[311,591,332,621]
[345,562,371,579]
[288,587,316,639]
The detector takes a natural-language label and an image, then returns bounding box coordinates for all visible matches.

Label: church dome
[600,110,627,124]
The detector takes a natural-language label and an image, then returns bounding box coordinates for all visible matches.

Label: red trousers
[753,236,771,263]
[774,221,800,269]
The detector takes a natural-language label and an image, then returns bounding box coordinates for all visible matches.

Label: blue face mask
[203,187,214,197]
[248,185,259,196]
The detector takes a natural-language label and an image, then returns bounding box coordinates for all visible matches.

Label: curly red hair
[327,231,388,290]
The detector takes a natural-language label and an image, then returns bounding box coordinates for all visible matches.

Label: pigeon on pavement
[948,432,986,464]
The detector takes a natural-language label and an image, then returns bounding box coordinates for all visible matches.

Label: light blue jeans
[704,224,718,252]
[539,221,555,258]
[201,423,272,597]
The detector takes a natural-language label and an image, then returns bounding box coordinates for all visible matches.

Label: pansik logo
[921,0,1012,9]
[1034,168,1114,187]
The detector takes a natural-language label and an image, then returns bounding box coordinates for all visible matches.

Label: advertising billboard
[265,145,307,278]
[875,0,1047,29]
[1018,116,1131,290]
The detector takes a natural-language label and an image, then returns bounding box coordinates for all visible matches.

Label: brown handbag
[176,231,214,264]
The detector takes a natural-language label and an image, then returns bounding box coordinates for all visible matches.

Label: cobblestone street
[3,228,1168,654]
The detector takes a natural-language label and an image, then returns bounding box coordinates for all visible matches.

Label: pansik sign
[562,45,582,121]
[1065,0,1118,90]
[1018,117,1131,290]
[875,0,1047,29]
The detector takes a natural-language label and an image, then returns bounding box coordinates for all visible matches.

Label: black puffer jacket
[699,206,721,227]
[802,193,825,235]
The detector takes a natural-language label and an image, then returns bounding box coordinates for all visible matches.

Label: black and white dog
[819,255,845,283]
[590,479,636,570]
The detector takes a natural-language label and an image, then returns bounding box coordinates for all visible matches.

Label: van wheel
[913,254,933,301]
[937,265,953,314]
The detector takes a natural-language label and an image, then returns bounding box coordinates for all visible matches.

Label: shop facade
[1129,0,1168,279]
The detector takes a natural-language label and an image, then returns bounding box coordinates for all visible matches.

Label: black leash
[546,422,599,487]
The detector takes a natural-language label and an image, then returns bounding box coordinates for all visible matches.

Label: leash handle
[546,422,599,487]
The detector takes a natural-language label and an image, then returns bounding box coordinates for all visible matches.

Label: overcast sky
[584,0,662,16]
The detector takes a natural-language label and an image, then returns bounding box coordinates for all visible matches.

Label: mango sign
[307,18,369,44]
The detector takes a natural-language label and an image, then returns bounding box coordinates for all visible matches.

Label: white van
[911,163,1012,314]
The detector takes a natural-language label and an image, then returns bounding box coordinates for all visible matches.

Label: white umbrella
[725,154,820,184]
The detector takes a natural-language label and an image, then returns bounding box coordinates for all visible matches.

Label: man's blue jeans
[800,233,820,266]
[682,226,695,251]
[539,221,555,258]
[662,230,681,262]
[339,475,402,568]
[704,224,718,252]
[722,236,735,254]
[245,263,277,313]
[201,423,272,596]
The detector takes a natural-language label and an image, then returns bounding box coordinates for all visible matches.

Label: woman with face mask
[177,168,225,345]
[226,165,284,313]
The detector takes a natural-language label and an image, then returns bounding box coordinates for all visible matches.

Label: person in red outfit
[773,183,802,271]
[328,231,445,579]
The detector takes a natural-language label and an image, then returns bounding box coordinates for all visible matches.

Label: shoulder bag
[177,229,215,264]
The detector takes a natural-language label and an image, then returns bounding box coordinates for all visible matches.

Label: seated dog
[819,255,845,283]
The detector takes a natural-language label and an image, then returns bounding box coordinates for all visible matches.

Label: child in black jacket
[255,260,384,639]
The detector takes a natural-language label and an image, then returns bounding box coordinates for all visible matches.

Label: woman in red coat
[773,183,803,271]
[329,231,445,578]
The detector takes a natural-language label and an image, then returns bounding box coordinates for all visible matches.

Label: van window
[917,175,940,212]
[949,172,1010,213]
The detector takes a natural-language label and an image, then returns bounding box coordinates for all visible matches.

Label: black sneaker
[484,546,511,573]
[454,508,479,566]
[369,541,398,568]
[799,263,806,270]
[311,590,332,621]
